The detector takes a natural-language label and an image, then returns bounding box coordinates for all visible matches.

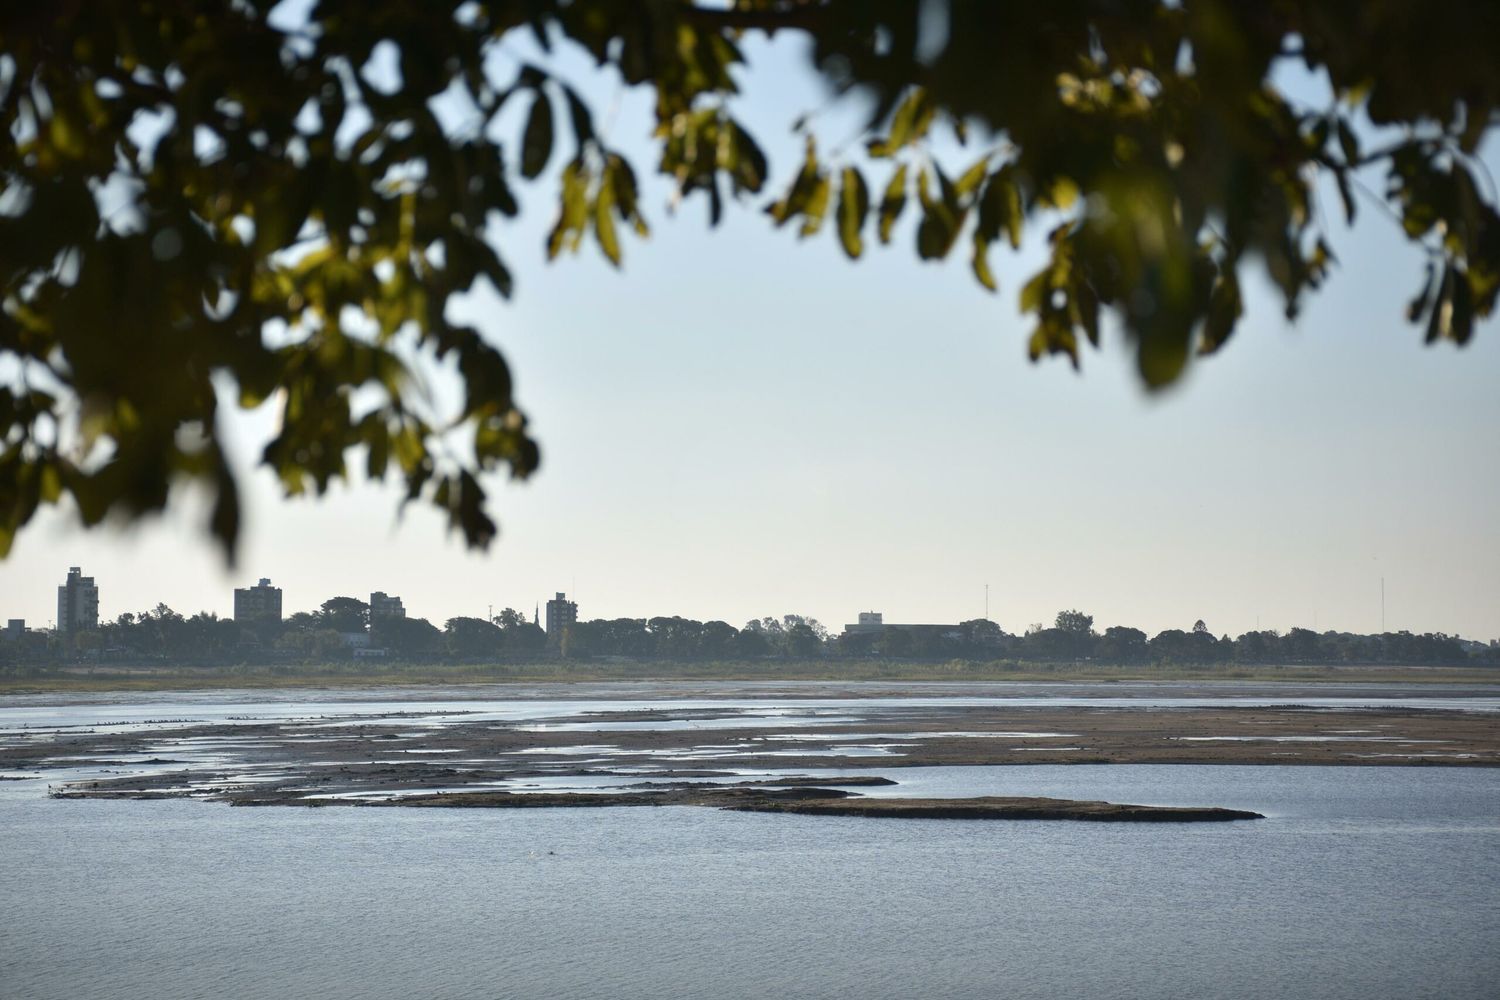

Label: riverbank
[2,659,1495,695]
[8,695,1496,822]
[375,788,1265,822]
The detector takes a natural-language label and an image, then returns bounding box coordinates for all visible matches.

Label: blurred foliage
[3,1,1498,560]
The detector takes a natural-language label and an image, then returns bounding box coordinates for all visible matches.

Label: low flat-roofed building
[843,611,886,636]
[840,611,963,643]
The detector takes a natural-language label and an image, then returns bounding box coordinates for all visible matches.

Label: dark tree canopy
[1055,609,1096,635]
[317,595,368,632]
[3,1,1498,560]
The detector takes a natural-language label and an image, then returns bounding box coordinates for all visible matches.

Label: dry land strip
[7,694,1497,821]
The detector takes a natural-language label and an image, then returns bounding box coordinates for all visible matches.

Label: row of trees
[1,602,1494,669]
[0,598,540,667]
[987,612,1492,667]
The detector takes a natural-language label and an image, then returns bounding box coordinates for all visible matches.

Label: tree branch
[680,1,827,35]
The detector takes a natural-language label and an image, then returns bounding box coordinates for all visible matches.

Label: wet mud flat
[349,787,1262,823]
[8,702,1495,821]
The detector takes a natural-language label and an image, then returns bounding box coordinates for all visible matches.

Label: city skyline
[6,564,1494,644]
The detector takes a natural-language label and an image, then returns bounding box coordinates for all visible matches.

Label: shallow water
[2,760,1497,1000]
[4,688,1499,998]
[4,680,1498,734]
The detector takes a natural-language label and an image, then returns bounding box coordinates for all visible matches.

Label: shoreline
[2,662,1496,697]
[4,674,1499,708]
[9,701,1497,817]
[46,775,1264,822]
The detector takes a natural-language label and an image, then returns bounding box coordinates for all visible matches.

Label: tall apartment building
[545,592,578,643]
[370,592,406,622]
[57,567,99,632]
[233,578,283,623]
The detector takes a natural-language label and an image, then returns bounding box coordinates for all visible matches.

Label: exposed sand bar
[6,695,1495,822]
[340,788,1263,822]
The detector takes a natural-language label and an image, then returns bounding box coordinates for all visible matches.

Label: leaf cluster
[2,1,1498,559]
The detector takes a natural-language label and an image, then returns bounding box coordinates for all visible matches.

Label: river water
[3,687,1498,999]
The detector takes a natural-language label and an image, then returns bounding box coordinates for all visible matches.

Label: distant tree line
[986,611,1496,668]
[0,597,551,668]
[1,602,1494,671]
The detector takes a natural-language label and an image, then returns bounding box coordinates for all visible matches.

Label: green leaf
[594,173,621,266]
[971,235,996,291]
[470,239,515,298]
[707,176,725,228]
[1308,118,1331,154]
[729,122,767,193]
[768,138,820,227]
[979,169,1023,248]
[521,90,554,179]
[546,159,589,258]
[1199,271,1242,354]
[1020,270,1049,313]
[1028,316,1079,366]
[208,462,241,568]
[1138,325,1191,388]
[451,470,496,549]
[1002,179,1023,248]
[916,210,956,260]
[837,167,869,259]
[1072,281,1099,346]
[869,88,934,158]
[1450,266,1475,344]
[799,172,832,238]
[38,462,63,504]
[608,154,649,236]
[1042,176,1079,211]
[1452,165,1484,246]
[366,426,390,479]
[956,157,989,197]
[878,164,908,244]
[1406,262,1436,322]
[912,165,962,259]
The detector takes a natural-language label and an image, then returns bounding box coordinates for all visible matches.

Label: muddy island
[10,691,1481,821]
[374,786,1263,822]
[49,774,1263,822]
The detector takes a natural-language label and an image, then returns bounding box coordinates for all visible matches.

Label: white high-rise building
[545,592,577,644]
[57,567,99,632]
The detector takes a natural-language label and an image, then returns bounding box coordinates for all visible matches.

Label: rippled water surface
[4,679,1498,734]
[3,687,1498,999]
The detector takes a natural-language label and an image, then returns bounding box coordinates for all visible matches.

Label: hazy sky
[3,33,1498,640]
